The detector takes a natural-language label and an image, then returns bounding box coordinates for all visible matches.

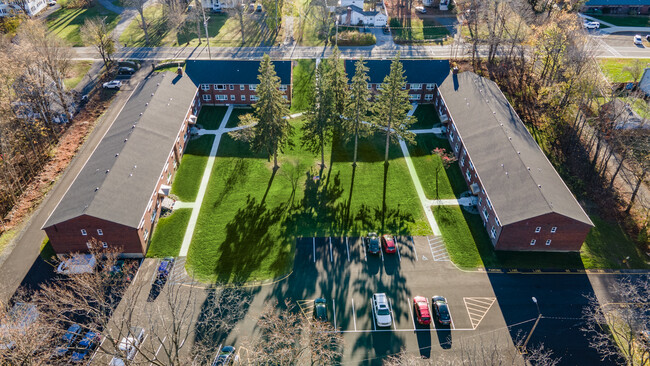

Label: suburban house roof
[43,72,198,230]
[185,60,293,85]
[346,5,380,16]
[584,0,650,5]
[640,68,650,97]
[438,71,593,227]
[344,59,450,85]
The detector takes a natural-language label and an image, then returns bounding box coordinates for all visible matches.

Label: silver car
[373,293,392,327]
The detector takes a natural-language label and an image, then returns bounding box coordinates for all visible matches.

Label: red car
[381,234,396,254]
[413,296,431,325]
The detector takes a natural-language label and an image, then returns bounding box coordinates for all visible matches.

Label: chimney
[177,63,183,76]
[347,7,352,26]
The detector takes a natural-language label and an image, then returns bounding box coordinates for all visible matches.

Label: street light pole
[200,3,212,59]
[521,296,542,353]
[335,20,339,47]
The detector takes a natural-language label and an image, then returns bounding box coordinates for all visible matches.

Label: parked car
[211,2,221,12]
[314,298,327,321]
[432,296,451,326]
[583,21,600,29]
[382,26,390,34]
[381,234,396,254]
[56,254,97,274]
[155,257,175,284]
[102,80,122,90]
[211,345,236,366]
[646,34,650,43]
[248,3,254,11]
[109,327,145,365]
[413,296,431,325]
[366,232,380,255]
[47,0,56,5]
[70,331,100,362]
[372,293,392,327]
[53,324,82,357]
[118,67,135,75]
[256,3,262,12]
[634,35,643,45]
[415,6,426,13]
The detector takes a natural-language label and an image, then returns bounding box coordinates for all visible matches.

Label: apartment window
[551,226,557,233]
[101,242,108,248]
[250,95,259,101]
[249,84,257,91]
[367,84,373,90]
[279,85,287,91]
[478,197,482,207]
[535,227,541,233]
[86,241,92,249]
[454,143,459,153]
[411,83,422,90]
[216,95,228,101]
[486,199,492,209]
[147,198,153,212]
[449,131,454,141]
[482,207,489,221]
[425,94,433,101]
[490,226,496,239]
[173,159,177,170]
[530,239,536,246]
[143,229,149,241]
[151,209,157,223]
[230,95,235,101]
[164,162,169,172]
[546,239,552,246]
[241,95,246,101]
[466,170,471,181]
[214,84,226,90]
[97,229,103,236]
[469,160,474,170]
[377,84,382,90]
[240,85,245,90]
[408,94,421,101]
[495,217,501,227]
[81,229,87,236]
[282,95,288,100]
[229,84,234,90]
[167,172,171,183]
[202,94,211,101]
[426,84,435,90]
[401,84,407,90]
[460,156,465,166]
[201,84,210,91]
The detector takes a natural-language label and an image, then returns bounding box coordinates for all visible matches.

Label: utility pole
[520,297,542,354]
[335,20,339,47]
[200,2,212,59]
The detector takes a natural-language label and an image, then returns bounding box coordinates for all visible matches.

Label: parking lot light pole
[335,20,339,47]
[521,297,542,353]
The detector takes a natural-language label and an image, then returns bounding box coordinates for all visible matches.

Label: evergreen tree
[302,60,335,169]
[328,47,349,136]
[250,54,292,170]
[373,55,416,166]
[345,58,371,167]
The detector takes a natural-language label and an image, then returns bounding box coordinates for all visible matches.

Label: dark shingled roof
[585,0,650,5]
[345,59,450,85]
[43,72,198,229]
[438,72,593,227]
[185,60,293,85]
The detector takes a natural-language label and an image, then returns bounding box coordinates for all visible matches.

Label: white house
[340,5,387,26]
[0,3,21,17]
[640,68,650,98]
[339,0,363,8]
[6,0,47,16]
[200,0,233,10]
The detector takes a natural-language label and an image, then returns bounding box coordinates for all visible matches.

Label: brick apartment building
[42,72,200,257]
[344,59,450,103]
[435,71,593,251]
[582,0,650,15]
[185,60,293,106]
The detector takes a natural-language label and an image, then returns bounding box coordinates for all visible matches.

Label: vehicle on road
[56,254,97,275]
[47,0,56,5]
[372,293,392,327]
[211,345,236,366]
[155,257,174,285]
[314,298,327,321]
[118,67,135,75]
[634,35,643,45]
[53,323,82,358]
[583,21,600,29]
[366,232,380,255]
[432,296,451,326]
[382,26,390,34]
[109,326,145,365]
[381,234,396,254]
[646,34,650,43]
[415,6,426,13]
[413,296,431,325]
[256,3,262,11]
[102,80,122,90]
[70,331,100,362]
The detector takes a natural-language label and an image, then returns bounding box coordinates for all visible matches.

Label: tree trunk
[625,170,647,214]
[239,12,245,43]
[139,10,150,46]
[608,150,627,190]
[273,151,278,170]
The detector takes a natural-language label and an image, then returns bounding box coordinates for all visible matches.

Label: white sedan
[634,35,643,45]
[415,6,426,14]
[583,21,600,29]
[102,80,122,90]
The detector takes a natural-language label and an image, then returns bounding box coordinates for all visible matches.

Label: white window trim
[411,83,422,90]
[535,227,541,233]
[240,85,245,90]
[426,84,435,90]
[202,94,211,101]
[530,239,536,245]
[81,229,87,236]
[97,229,103,236]
[551,226,557,233]
[101,241,108,248]
[545,239,552,246]
[201,84,210,91]
[241,95,246,101]
[249,84,257,91]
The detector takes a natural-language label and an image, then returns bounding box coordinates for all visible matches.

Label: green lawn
[147,209,192,257]
[410,104,440,130]
[196,106,228,130]
[47,3,120,46]
[290,59,315,113]
[408,135,467,200]
[225,108,254,128]
[434,203,649,270]
[171,135,215,202]
[590,14,650,28]
[185,119,430,282]
[64,60,93,90]
[391,18,451,44]
[119,4,169,47]
[598,58,650,83]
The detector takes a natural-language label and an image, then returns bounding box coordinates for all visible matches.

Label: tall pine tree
[345,58,371,167]
[328,47,349,138]
[373,55,416,166]
[302,60,335,169]
[250,54,292,170]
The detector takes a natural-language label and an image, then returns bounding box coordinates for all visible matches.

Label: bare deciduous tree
[81,17,117,69]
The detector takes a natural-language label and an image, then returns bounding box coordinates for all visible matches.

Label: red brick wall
[197,84,292,105]
[367,83,438,104]
[497,213,592,252]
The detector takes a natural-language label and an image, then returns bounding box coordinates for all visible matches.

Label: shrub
[389,18,401,28]
[334,30,376,46]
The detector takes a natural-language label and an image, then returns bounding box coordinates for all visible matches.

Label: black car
[382,26,390,34]
[211,345,236,366]
[314,298,327,321]
[118,67,135,75]
[366,232,380,254]
[432,296,451,326]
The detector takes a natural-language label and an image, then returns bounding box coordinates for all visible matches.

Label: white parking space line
[91,328,109,361]
[334,328,475,333]
[396,240,402,262]
[329,237,333,262]
[380,247,384,262]
[351,299,357,331]
[389,298,395,330]
[332,299,337,329]
[149,260,159,283]
[408,297,415,330]
[362,238,367,261]
[346,237,350,262]
[312,238,316,263]
[411,237,418,261]
[150,335,167,365]
[448,304,456,330]
[371,298,376,331]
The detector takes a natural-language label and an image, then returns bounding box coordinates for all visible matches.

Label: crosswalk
[464,297,496,330]
[427,235,450,261]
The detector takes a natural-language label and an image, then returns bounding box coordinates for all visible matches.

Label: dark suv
[366,232,380,254]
